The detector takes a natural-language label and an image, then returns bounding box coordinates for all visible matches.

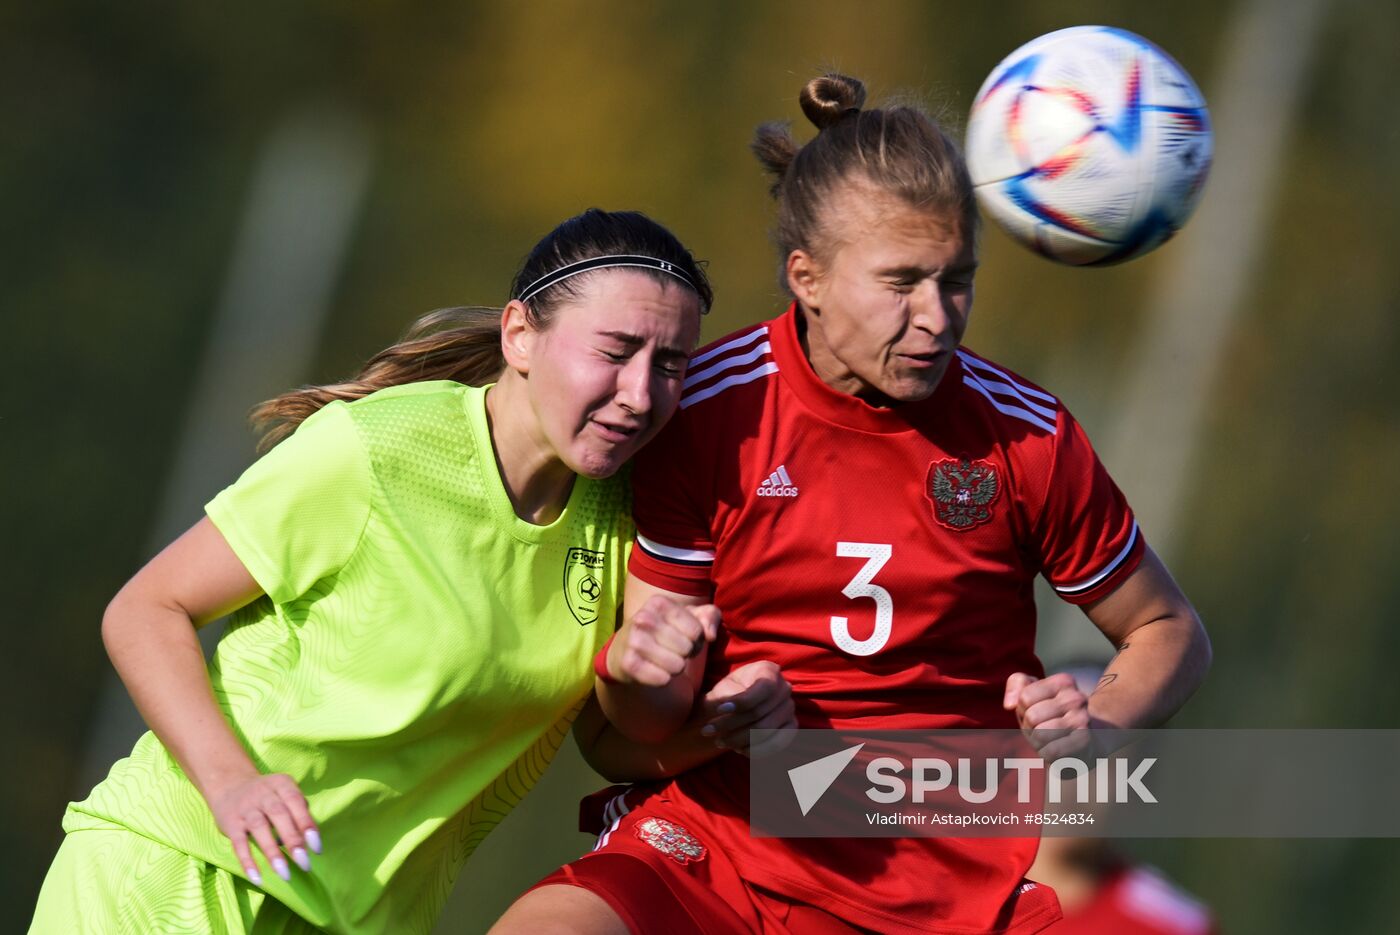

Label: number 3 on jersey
[831,542,893,656]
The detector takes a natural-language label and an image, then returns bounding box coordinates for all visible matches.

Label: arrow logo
[787,743,864,816]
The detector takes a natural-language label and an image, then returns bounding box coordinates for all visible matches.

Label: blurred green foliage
[5,1,1399,931]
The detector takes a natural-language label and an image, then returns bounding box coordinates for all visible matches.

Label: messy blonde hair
[752,73,977,281]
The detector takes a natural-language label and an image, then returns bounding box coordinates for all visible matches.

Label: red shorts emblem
[633,817,707,864]
[926,458,1001,531]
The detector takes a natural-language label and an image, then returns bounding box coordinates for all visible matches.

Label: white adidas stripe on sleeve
[688,326,769,368]
[683,341,773,389]
[962,371,1059,435]
[680,362,779,409]
[958,352,1057,404]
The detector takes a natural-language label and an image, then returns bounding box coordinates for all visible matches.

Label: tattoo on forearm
[1088,642,1130,692]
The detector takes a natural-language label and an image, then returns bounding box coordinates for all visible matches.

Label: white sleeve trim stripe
[689,326,769,368]
[636,533,715,565]
[680,361,779,409]
[1054,521,1140,594]
[958,351,1058,404]
[683,341,772,389]
[963,372,1059,435]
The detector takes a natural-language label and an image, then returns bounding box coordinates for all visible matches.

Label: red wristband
[593,635,621,685]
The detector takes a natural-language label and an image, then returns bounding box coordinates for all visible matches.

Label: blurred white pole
[78,108,373,791]
[1038,0,1328,663]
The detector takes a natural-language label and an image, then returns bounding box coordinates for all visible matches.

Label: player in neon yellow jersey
[30,209,721,934]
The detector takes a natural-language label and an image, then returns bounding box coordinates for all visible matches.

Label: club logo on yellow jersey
[564,547,606,625]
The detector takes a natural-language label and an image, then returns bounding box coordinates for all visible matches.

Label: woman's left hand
[1004,671,1094,760]
[697,661,797,756]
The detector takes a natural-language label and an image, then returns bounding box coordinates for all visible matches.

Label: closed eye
[941,263,979,287]
[601,348,684,378]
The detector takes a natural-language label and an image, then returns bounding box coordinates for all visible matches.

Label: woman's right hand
[606,593,722,687]
[205,771,321,886]
[101,518,323,888]
[596,579,722,743]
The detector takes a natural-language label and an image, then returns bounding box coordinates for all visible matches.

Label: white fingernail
[292,847,311,872]
[305,829,322,854]
[273,857,291,881]
[246,866,263,886]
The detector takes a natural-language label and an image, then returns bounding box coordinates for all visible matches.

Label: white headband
[518,254,699,304]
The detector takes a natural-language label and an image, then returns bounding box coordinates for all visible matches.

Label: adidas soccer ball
[965,26,1212,265]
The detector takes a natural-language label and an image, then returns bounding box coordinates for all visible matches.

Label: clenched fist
[605,594,722,687]
[1003,671,1095,761]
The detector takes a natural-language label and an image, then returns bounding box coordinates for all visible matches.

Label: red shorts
[530,786,866,935]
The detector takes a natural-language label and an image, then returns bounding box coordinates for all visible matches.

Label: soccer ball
[965,26,1212,266]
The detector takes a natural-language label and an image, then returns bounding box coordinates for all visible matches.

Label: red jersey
[1046,864,1217,935]
[627,305,1145,934]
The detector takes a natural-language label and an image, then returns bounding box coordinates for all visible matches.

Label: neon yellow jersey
[67,382,629,934]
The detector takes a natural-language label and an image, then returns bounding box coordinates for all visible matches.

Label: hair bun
[799,74,867,130]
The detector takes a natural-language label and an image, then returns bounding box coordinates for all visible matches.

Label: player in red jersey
[492,74,1212,935]
[1031,665,1219,935]
[1033,849,1218,935]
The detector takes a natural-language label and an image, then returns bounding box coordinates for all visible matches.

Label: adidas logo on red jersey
[757,465,799,498]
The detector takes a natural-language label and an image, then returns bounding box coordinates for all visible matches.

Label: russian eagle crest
[926,458,1000,531]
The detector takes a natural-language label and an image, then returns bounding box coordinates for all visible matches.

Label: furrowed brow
[597,330,690,360]
[877,265,928,279]
[597,330,645,347]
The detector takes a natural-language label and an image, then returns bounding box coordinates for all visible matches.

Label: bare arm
[594,576,718,743]
[1006,546,1211,754]
[573,696,720,782]
[102,516,318,882]
[105,518,263,795]
[578,659,796,782]
[1079,545,1211,729]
